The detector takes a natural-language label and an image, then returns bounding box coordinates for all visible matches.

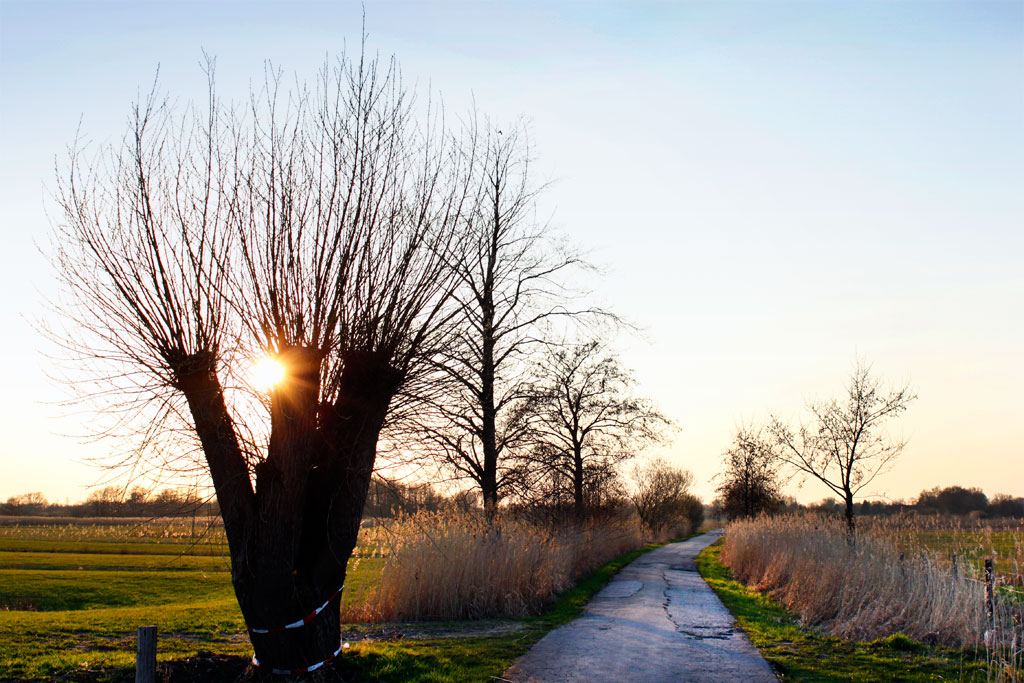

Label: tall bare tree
[416,119,594,511]
[769,363,916,535]
[527,341,671,517]
[52,51,472,674]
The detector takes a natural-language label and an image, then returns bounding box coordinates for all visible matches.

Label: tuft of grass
[872,633,926,653]
[697,540,987,681]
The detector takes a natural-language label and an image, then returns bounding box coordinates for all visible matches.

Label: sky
[1,0,1021,505]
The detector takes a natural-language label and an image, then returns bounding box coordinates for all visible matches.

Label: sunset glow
[252,357,285,391]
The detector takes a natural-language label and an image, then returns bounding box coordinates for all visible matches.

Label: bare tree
[769,363,916,535]
[414,119,595,512]
[629,458,701,535]
[715,425,782,520]
[51,49,473,674]
[527,340,670,517]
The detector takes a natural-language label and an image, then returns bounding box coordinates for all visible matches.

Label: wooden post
[136,625,157,683]
[951,553,958,581]
[899,551,905,578]
[984,558,994,623]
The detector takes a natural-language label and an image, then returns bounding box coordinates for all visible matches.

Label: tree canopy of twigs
[409,118,600,511]
[715,425,783,520]
[769,362,916,535]
[629,457,701,534]
[51,48,475,672]
[526,340,671,517]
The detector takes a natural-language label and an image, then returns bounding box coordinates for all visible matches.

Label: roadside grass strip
[696,539,988,682]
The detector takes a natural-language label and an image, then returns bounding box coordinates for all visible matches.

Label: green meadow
[0,520,384,680]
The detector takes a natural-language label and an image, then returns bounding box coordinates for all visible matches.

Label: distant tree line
[861,486,1023,518]
[711,485,1024,521]
[4,461,706,535]
[0,480,464,519]
[0,487,218,518]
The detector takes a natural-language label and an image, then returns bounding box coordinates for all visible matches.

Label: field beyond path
[504,530,777,682]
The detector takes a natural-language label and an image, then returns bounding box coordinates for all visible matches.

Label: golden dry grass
[342,510,646,622]
[720,513,1023,678]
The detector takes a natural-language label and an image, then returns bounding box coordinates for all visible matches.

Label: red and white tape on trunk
[246,584,345,634]
[251,641,349,675]
[247,583,347,674]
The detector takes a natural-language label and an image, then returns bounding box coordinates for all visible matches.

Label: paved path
[504,530,777,682]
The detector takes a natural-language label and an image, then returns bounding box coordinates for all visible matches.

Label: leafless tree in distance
[715,425,782,520]
[51,49,474,674]
[526,340,671,518]
[769,362,916,536]
[411,118,600,512]
[629,457,702,535]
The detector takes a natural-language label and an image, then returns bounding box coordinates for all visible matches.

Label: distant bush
[629,458,702,537]
[916,485,989,516]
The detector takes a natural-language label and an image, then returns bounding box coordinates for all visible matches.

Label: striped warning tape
[247,584,345,634]
[251,641,350,675]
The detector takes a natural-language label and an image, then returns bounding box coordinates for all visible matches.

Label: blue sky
[1,0,1021,503]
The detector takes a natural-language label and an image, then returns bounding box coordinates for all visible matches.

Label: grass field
[0,519,386,680]
[861,516,1024,581]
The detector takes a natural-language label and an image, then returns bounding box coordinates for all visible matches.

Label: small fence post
[984,558,994,623]
[951,553,958,581]
[136,625,157,683]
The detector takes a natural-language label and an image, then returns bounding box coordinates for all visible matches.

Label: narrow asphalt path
[504,530,777,682]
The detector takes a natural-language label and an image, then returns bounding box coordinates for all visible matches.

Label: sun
[251,357,285,391]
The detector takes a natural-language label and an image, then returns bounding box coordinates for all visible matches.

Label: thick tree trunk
[176,348,399,674]
[173,352,255,576]
[248,602,342,674]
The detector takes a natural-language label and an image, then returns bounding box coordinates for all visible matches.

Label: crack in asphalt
[662,567,735,641]
[661,569,682,632]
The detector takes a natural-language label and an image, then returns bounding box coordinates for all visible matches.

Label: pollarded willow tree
[52,52,474,675]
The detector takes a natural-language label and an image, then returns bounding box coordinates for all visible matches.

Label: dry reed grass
[342,510,646,622]
[721,513,1023,678]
